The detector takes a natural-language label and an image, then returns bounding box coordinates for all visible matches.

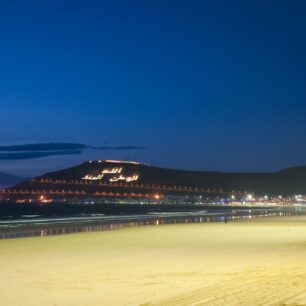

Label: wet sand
[0,215,305,305]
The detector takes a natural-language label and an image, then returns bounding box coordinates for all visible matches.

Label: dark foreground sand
[0,215,306,305]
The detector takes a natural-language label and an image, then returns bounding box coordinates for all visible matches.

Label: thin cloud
[0,143,147,160]
[92,146,147,150]
[0,150,82,160]
[0,143,86,151]
[0,143,147,152]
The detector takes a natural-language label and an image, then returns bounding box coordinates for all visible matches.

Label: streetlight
[247,194,253,200]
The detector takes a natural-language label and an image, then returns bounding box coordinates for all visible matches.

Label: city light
[104,160,143,165]
[247,194,253,200]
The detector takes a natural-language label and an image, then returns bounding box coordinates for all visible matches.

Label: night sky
[1,0,306,177]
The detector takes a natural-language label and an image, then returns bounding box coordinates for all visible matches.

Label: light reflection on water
[0,211,296,239]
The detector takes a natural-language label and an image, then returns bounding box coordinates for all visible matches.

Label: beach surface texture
[0,215,306,305]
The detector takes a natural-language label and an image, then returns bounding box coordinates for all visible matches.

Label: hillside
[9,160,306,196]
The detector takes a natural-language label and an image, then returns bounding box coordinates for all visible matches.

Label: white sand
[0,216,306,306]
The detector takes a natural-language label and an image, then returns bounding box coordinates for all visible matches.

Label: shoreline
[0,207,300,239]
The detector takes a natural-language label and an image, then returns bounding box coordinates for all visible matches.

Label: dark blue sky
[1,0,306,176]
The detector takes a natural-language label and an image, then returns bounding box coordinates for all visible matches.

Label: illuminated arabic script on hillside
[82,167,139,183]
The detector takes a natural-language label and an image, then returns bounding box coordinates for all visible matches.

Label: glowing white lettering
[126,175,139,182]
[82,174,104,180]
[102,167,123,174]
[110,174,139,183]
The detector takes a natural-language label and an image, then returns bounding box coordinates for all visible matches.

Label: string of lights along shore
[1,160,305,206]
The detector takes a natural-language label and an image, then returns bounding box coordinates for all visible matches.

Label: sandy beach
[0,215,306,306]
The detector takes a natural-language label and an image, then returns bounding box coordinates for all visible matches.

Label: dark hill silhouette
[8,160,306,196]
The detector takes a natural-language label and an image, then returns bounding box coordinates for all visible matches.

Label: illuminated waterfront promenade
[1,160,306,206]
